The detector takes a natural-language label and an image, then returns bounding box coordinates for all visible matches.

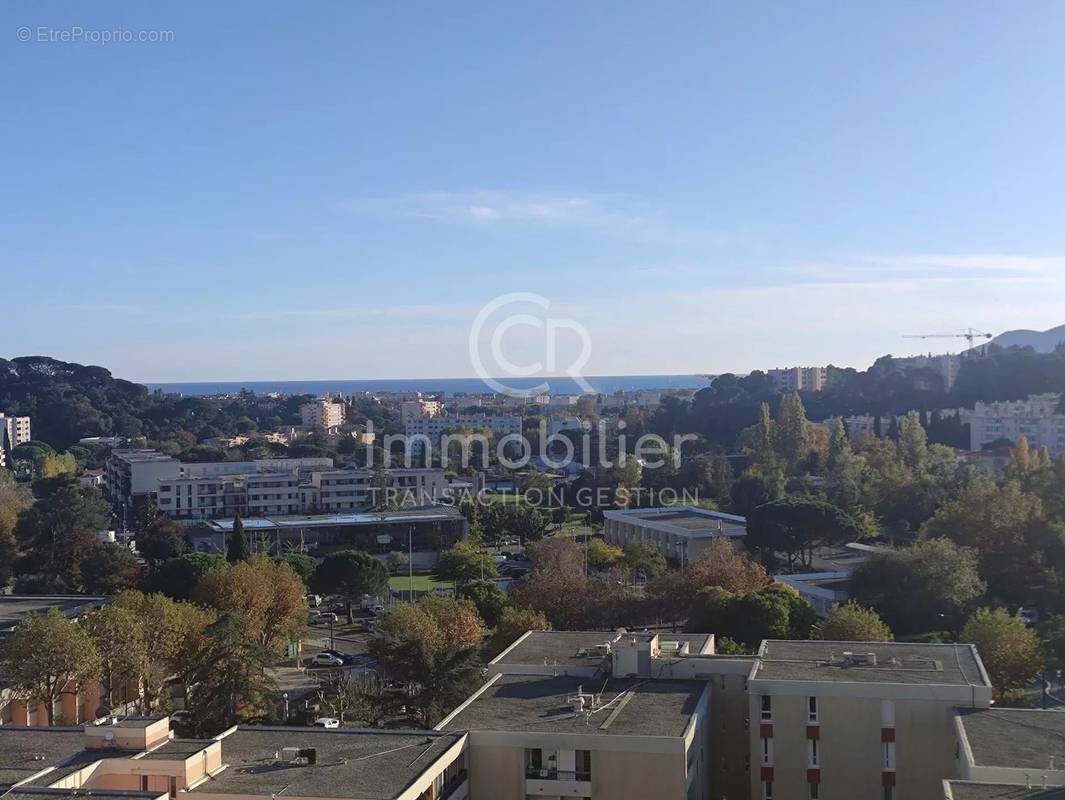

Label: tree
[457,580,509,628]
[370,636,483,726]
[145,553,225,600]
[80,543,142,595]
[921,476,1057,602]
[375,597,483,653]
[729,469,784,517]
[811,602,893,642]
[274,552,316,586]
[112,591,215,712]
[316,670,393,727]
[226,516,249,563]
[510,539,599,629]
[621,540,667,578]
[310,550,390,618]
[746,497,864,569]
[585,539,623,570]
[961,608,1041,701]
[0,608,101,724]
[135,509,187,569]
[196,557,307,653]
[895,411,928,472]
[850,539,985,634]
[488,608,551,654]
[825,419,866,511]
[773,393,811,471]
[82,604,146,712]
[15,476,110,589]
[685,537,769,595]
[186,615,277,734]
[686,584,816,647]
[435,541,498,586]
[0,471,31,587]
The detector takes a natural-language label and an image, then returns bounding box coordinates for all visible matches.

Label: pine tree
[227,516,249,563]
[752,402,775,467]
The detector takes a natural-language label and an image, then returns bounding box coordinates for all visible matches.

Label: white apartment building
[300,399,345,433]
[767,367,829,393]
[404,411,523,452]
[156,463,447,521]
[892,353,962,390]
[969,392,1065,457]
[603,506,747,564]
[0,413,31,463]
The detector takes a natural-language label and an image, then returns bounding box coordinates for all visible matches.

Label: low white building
[603,506,746,565]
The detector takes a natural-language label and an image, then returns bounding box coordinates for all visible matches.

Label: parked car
[306,593,322,608]
[1019,606,1040,626]
[169,710,192,727]
[310,652,345,668]
[313,717,340,728]
[369,604,386,615]
[321,649,360,665]
[310,612,339,625]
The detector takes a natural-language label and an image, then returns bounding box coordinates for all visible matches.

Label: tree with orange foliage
[195,556,307,654]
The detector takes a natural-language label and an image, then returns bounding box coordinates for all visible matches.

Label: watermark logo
[16,26,175,44]
[468,292,594,397]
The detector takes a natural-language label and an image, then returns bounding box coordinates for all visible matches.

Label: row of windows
[759,696,894,726]
[762,783,894,800]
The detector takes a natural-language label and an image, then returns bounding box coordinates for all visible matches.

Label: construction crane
[903,328,994,352]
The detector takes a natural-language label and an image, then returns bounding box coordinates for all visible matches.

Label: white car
[313,717,340,728]
[311,612,339,625]
[310,652,344,668]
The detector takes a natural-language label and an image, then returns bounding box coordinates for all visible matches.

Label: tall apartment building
[299,399,346,433]
[891,353,962,391]
[969,393,1065,457]
[767,367,829,393]
[0,413,31,465]
[400,397,444,421]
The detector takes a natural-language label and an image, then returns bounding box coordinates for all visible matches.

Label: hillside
[987,324,1065,353]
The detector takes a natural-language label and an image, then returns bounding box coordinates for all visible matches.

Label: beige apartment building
[767,368,829,393]
[300,399,346,433]
[0,414,31,463]
[749,640,993,800]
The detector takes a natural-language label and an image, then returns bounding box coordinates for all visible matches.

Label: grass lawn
[388,574,455,593]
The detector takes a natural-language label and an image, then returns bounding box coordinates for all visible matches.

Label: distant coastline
[144,374,711,397]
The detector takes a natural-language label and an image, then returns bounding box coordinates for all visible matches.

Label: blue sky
[3,1,1064,382]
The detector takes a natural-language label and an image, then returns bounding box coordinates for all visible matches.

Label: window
[882,788,893,800]
[760,695,772,721]
[761,737,773,766]
[762,781,774,800]
[808,696,819,723]
[883,741,896,770]
[807,738,819,767]
[575,749,592,781]
[809,784,820,800]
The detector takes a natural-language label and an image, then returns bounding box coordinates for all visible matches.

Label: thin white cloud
[781,252,1065,284]
[348,190,650,228]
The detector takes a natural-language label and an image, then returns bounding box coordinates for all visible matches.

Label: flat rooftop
[206,506,462,531]
[0,728,86,787]
[753,641,988,686]
[8,792,166,800]
[958,708,1065,770]
[443,674,705,737]
[0,596,110,633]
[604,507,746,538]
[946,783,1065,800]
[189,727,462,800]
[494,630,713,667]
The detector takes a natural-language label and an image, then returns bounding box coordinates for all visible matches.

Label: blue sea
[146,374,711,398]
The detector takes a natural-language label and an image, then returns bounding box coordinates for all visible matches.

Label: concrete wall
[467,742,525,800]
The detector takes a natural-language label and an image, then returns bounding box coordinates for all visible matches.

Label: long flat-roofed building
[603,506,746,564]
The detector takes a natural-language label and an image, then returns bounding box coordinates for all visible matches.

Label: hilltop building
[767,367,829,393]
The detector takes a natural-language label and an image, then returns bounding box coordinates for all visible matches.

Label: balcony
[439,769,468,800]
[524,768,592,797]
